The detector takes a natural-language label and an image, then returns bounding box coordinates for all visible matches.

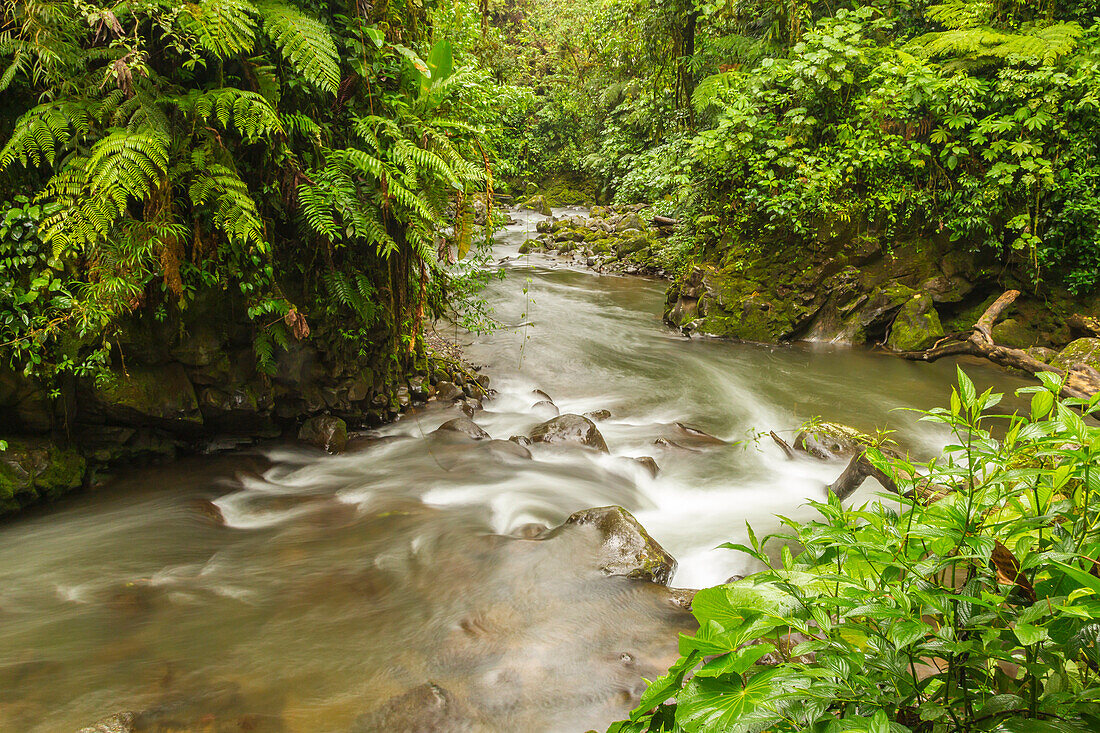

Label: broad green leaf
[675,668,789,733]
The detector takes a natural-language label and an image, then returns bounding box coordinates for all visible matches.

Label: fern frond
[186,0,259,59]
[0,102,90,170]
[257,0,340,95]
[189,160,265,248]
[184,87,285,141]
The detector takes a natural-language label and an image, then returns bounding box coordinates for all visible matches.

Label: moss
[1052,338,1100,372]
[0,440,86,514]
[887,293,944,351]
[95,363,202,424]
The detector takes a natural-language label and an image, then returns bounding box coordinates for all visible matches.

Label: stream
[0,209,1031,732]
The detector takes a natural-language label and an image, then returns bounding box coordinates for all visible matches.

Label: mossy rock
[94,363,202,426]
[1051,338,1100,373]
[519,195,552,216]
[0,439,86,514]
[991,318,1037,349]
[887,293,944,352]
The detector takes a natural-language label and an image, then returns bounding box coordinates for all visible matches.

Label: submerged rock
[583,409,612,421]
[562,506,677,585]
[529,414,608,452]
[298,415,348,453]
[352,683,473,733]
[77,712,136,733]
[436,418,491,441]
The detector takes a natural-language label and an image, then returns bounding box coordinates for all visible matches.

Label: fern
[0,102,90,169]
[914,3,1083,64]
[187,0,259,59]
[184,88,285,141]
[257,1,340,95]
[189,157,265,249]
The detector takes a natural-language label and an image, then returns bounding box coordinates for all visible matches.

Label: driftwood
[894,290,1100,400]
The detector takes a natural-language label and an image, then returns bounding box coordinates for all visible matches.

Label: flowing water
[0,209,1031,732]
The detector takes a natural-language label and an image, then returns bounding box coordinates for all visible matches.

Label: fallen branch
[827,451,899,501]
[651,216,680,227]
[894,290,1100,400]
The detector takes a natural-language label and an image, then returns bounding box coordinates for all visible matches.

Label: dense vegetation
[614,371,1100,732]
[479,0,1100,293]
[0,0,497,397]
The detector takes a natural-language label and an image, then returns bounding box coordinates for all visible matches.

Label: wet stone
[633,456,660,478]
[351,683,473,733]
[435,418,491,441]
[77,712,136,733]
[584,409,612,421]
[298,415,348,453]
[434,381,463,402]
[529,414,609,453]
[561,506,677,585]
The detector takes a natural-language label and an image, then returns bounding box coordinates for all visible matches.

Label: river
[0,209,1030,732]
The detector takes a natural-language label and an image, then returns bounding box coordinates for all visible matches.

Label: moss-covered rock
[519,194,552,216]
[887,293,944,351]
[991,318,1036,349]
[1052,338,1100,373]
[94,363,202,427]
[298,415,348,453]
[0,439,86,514]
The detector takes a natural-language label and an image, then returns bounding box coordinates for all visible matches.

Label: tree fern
[257,1,340,95]
[914,2,1083,64]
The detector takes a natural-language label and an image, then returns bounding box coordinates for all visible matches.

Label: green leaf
[365,26,385,48]
[676,668,789,733]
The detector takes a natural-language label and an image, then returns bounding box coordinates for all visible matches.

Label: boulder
[1052,338,1100,374]
[77,712,137,733]
[793,422,870,460]
[352,683,473,733]
[634,456,660,477]
[583,409,612,421]
[435,418,491,441]
[886,293,945,352]
[298,415,348,453]
[434,381,463,402]
[529,414,608,452]
[562,506,677,585]
[519,195,552,216]
[93,363,203,428]
[991,318,1036,349]
[0,439,86,515]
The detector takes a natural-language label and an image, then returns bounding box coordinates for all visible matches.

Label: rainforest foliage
[477,0,1100,293]
[613,371,1100,732]
[0,0,503,391]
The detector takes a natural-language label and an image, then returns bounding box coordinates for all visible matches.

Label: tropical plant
[612,368,1100,732]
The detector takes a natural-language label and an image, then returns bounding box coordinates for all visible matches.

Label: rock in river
[529,414,608,452]
[298,415,348,453]
[77,712,136,733]
[352,683,473,733]
[561,506,677,585]
[435,418,491,441]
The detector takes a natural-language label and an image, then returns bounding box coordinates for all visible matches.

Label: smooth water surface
[0,209,1031,732]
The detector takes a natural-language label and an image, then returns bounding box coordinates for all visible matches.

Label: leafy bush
[613,369,1100,732]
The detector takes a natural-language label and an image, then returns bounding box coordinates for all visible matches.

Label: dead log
[894,290,1100,400]
[827,451,899,501]
[769,431,796,459]
[1068,313,1100,337]
[651,216,680,227]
